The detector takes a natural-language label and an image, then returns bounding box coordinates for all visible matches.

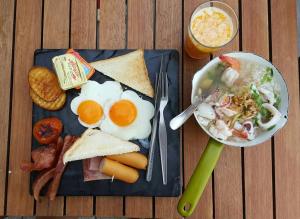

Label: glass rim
[188,0,239,49]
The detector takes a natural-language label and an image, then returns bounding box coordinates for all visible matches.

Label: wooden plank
[98,0,126,49]
[6,0,42,215]
[242,0,273,218]
[271,0,300,218]
[65,0,96,216]
[42,0,70,49]
[0,0,15,215]
[214,148,243,219]
[127,0,153,48]
[155,0,182,218]
[35,0,70,215]
[95,0,125,217]
[66,196,93,216]
[213,1,243,219]
[70,0,96,49]
[125,0,154,217]
[183,1,213,219]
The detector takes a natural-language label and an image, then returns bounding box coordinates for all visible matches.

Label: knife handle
[159,110,168,185]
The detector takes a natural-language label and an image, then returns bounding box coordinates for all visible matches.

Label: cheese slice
[63,129,140,164]
[90,49,154,97]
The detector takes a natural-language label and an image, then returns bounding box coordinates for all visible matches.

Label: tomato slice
[33,117,63,144]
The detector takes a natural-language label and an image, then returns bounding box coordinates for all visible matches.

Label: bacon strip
[32,168,55,201]
[21,144,56,171]
[21,137,63,172]
[47,135,77,200]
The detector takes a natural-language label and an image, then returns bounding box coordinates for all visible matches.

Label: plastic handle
[177,138,224,217]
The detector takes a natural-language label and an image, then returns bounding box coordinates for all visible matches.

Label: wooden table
[0,0,299,218]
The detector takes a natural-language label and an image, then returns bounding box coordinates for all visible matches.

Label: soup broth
[195,56,281,142]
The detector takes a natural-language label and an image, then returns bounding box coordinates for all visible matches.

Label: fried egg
[100,90,155,140]
[70,80,123,128]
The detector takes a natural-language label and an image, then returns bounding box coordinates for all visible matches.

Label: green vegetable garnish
[207,63,226,80]
[274,94,281,108]
[267,125,276,131]
[260,67,273,84]
[250,84,271,120]
[252,117,259,126]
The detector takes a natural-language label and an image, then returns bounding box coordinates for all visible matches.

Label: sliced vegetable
[250,84,270,119]
[207,63,226,80]
[33,117,63,144]
[274,94,281,108]
[267,125,276,131]
[200,78,213,90]
[257,103,282,130]
[219,95,231,107]
[260,67,273,84]
[229,113,241,128]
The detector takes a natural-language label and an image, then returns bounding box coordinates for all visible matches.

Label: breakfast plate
[30,49,181,196]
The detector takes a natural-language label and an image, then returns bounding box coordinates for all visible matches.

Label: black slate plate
[31,49,181,197]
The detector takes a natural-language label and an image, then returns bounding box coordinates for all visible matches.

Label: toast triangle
[63,129,140,164]
[90,49,154,97]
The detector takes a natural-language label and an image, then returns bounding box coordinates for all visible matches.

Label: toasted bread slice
[90,50,154,97]
[63,129,140,164]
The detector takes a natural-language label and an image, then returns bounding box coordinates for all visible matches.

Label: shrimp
[219,55,240,87]
[219,55,240,71]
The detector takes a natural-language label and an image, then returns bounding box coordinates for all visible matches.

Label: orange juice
[185,2,238,59]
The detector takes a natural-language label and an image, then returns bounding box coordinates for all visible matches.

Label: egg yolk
[77,100,103,124]
[109,100,137,127]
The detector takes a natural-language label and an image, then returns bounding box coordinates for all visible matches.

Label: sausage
[107,152,147,170]
[32,168,55,201]
[47,136,77,200]
[100,158,139,183]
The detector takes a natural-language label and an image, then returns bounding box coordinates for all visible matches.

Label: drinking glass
[185,1,238,59]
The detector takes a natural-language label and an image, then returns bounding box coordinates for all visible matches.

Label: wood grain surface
[183,1,213,219]
[242,0,274,218]
[99,0,126,49]
[125,1,154,217]
[95,0,125,217]
[42,0,70,49]
[6,0,42,215]
[35,0,70,215]
[0,0,14,215]
[155,0,182,218]
[65,0,96,215]
[213,0,243,218]
[1,0,299,217]
[271,0,300,218]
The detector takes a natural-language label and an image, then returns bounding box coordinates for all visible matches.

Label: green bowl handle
[177,138,224,217]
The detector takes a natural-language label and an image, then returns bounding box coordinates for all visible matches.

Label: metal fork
[158,71,169,185]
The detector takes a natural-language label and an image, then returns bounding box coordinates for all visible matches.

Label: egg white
[100,90,155,140]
